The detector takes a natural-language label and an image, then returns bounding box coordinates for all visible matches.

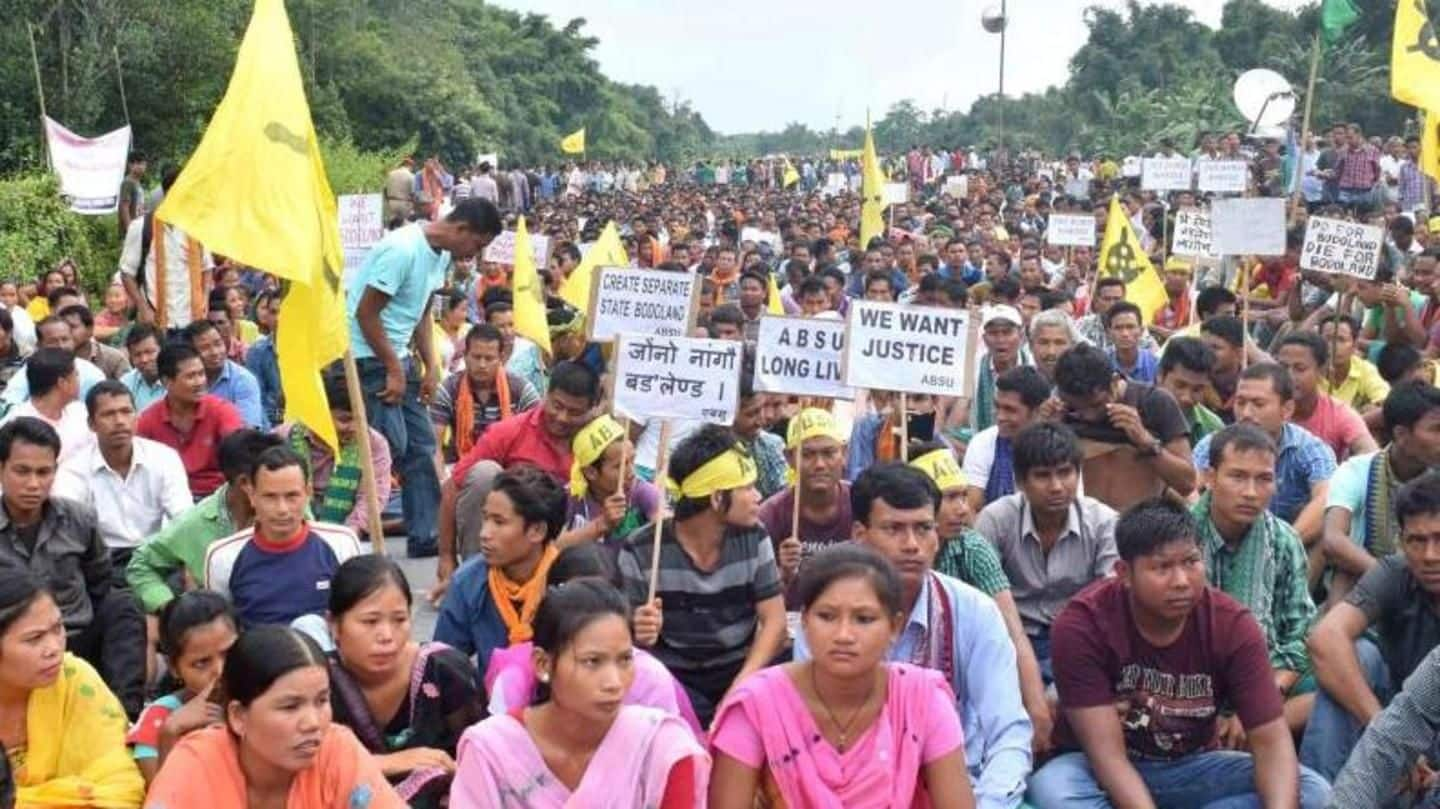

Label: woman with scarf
[434,466,565,673]
[0,570,144,808]
[326,556,482,808]
[556,415,660,555]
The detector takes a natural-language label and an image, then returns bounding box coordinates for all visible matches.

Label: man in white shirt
[1,348,94,465]
[118,166,214,331]
[54,380,190,569]
[469,163,498,204]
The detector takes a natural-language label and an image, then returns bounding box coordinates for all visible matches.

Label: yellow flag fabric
[560,221,629,311]
[767,272,784,315]
[155,0,346,451]
[561,128,586,155]
[1423,110,1440,184]
[860,121,885,249]
[512,216,551,357]
[1392,0,1440,113]
[782,157,800,188]
[1097,196,1168,325]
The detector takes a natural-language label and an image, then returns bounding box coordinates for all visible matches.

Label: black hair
[218,429,284,483]
[1384,381,1440,433]
[1200,315,1244,348]
[482,298,513,320]
[1054,344,1115,397]
[547,542,622,589]
[1378,342,1425,384]
[25,347,74,399]
[45,286,80,307]
[669,423,745,522]
[549,360,600,406]
[223,625,328,707]
[554,243,581,265]
[0,564,51,639]
[864,272,895,296]
[991,277,1020,302]
[850,462,939,526]
[445,198,504,239]
[1095,276,1126,295]
[739,270,768,290]
[248,445,307,485]
[1159,336,1215,376]
[33,315,67,343]
[1115,497,1198,562]
[796,275,827,299]
[795,544,904,618]
[995,365,1052,409]
[1103,301,1144,330]
[56,304,93,329]
[321,366,351,413]
[157,590,237,659]
[491,464,568,541]
[1012,422,1082,480]
[181,319,220,346]
[529,578,632,704]
[1322,314,1360,341]
[84,379,134,418]
[1277,332,1328,368]
[1195,286,1237,319]
[1207,423,1277,469]
[0,307,12,337]
[1397,470,1440,531]
[125,323,162,351]
[1239,362,1294,402]
[738,343,758,400]
[157,341,202,380]
[464,322,503,351]
[328,555,412,617]
[707,304,745,336]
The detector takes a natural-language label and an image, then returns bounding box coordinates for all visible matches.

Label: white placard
[943,175,969,199]
[475,152,499,169]
[43,116,131,214]
[755,316,855,401]
[1142,157,1194,191]
[1300,216,1384,279]
[1197,160,1249,194]
[338,193,385,280]
[1047,213,1096,248]
[482,230,552,266]
[825,172,846,190]
[842,301,972,397]
[1171,209,1218,259]
[883,182,909,205]
[1211,197,1287,256]
[587,266,699,342]
[613,334,741,425]
[740,227,782,249]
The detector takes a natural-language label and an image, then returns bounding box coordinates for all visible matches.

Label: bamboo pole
[28,24,48,164]
[646,421,673,603]
[1290,33,1322,222]
[342,350,387,556]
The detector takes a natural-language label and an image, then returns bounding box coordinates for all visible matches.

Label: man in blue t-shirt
[347,198,502,558]
[203,445,360,629]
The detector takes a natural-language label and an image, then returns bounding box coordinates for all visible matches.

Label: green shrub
[0,171,119,296]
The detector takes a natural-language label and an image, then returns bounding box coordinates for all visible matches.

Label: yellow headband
[910,448,967,493]
[786,408,846,450]
[569,415,626,499]
[668,447,757,500]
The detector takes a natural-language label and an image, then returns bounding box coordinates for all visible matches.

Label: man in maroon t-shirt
[1027,499,1331,809]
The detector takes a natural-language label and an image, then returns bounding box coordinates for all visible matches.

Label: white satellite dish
[1233,69,1295,128]
[981,5,1006,33]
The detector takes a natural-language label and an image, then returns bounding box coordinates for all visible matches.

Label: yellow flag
[1097,196,1168,325]
[561,128,586,155]
[155,0,346,451]
[1393,0,1440,112]
[1423,110,1440,184]
[512,216,551,357]
[782,157,799,188]
[767,273,784,315]
[860,117,885,249]
[560,221,629,311]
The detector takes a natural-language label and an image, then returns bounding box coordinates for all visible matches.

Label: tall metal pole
[997,1,1008,161]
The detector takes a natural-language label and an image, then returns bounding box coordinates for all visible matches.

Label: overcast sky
[495,0,1312,134]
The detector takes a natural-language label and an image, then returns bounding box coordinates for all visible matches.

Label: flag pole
[899,392,910,462]
[342,350,388,556]
[646,420,673,603]
[113,45,130,126]
[27,24,48,164]
[1291,32,1321,222]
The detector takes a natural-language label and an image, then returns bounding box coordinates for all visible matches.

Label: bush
[0,171,119,296]
[322,135,417,196]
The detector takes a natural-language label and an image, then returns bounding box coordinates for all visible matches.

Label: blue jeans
[357,357,439,553]
[1028,750,1331,809]
[1029,627,1054,686]
[1300,637,1392,782]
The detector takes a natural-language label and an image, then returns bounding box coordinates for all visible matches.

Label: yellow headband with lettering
[910,448,966,493]
[786,408,846,450]
[570,415,626,499]
[669,447,757,500]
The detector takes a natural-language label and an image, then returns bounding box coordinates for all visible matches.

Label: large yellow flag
[156,0,346,451]
[1393,0,1440,112]
[1423,111,1440,183]
[860,118,885,249]
[782,157,800,189]
[512,216,552,357]
[560,221,629,311]
[766,273,784,315]
[561,128,586,155]
[1097,196,1168,325]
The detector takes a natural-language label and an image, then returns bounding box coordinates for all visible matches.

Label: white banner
[883,182,909,205]
[475,152,499,169]
[613,334,741,425]
[1141,157,1193,191]
[1211,197,1286,256]
[755,315,854,401]
[1046,213,1096,248]
[943,175,969,199]
[1171,209,1218,259]
[338,193,385,281]
[1300,216,1384,279]
[587,266,698,342]
[843,301,972,397]
[740,227,782,250]
[1196,160,1249,194]
[43,116,131,215]
[482,230,552,266]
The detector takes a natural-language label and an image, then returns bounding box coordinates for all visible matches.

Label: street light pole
[998,0,1006,154]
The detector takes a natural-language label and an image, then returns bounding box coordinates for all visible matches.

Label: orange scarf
[454,369,512,458]
[488,544,559,643]
[876,413,900,464]
[151,217,206,329]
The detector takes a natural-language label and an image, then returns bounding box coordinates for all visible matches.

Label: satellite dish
[981,5,1006,33]
[1233,69,1295,128]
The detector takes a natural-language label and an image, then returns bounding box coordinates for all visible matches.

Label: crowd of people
[1,125,1439,808]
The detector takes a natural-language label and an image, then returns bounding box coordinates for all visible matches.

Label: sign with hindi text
[1211,197,1286,256]
[587,266,699,342]
[338,193,384,280]
[755,316,854,401]
[1300,217,1383,279]
[843,302,972,397]
[613,335,741,424]
[1047,213,1096,248]
[483,230,552,266]
[44,117,131,214]
[1197,160,1249,194]
[1171,209,1218,259]
[1141,157,1193,191]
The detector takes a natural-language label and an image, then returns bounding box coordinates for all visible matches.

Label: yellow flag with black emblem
[512,215,551,356]
[155,0,347,451]
[1096,195,1167,325]
[1393,0,1440,113]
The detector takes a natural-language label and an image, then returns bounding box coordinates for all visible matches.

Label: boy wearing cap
[757,408,851,603]
[556,414,661,555]
[971,304,1034,432]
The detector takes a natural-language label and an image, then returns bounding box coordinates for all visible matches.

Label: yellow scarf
[667,447,756,500]
[488,544,560,644]
[18,653,144,808]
